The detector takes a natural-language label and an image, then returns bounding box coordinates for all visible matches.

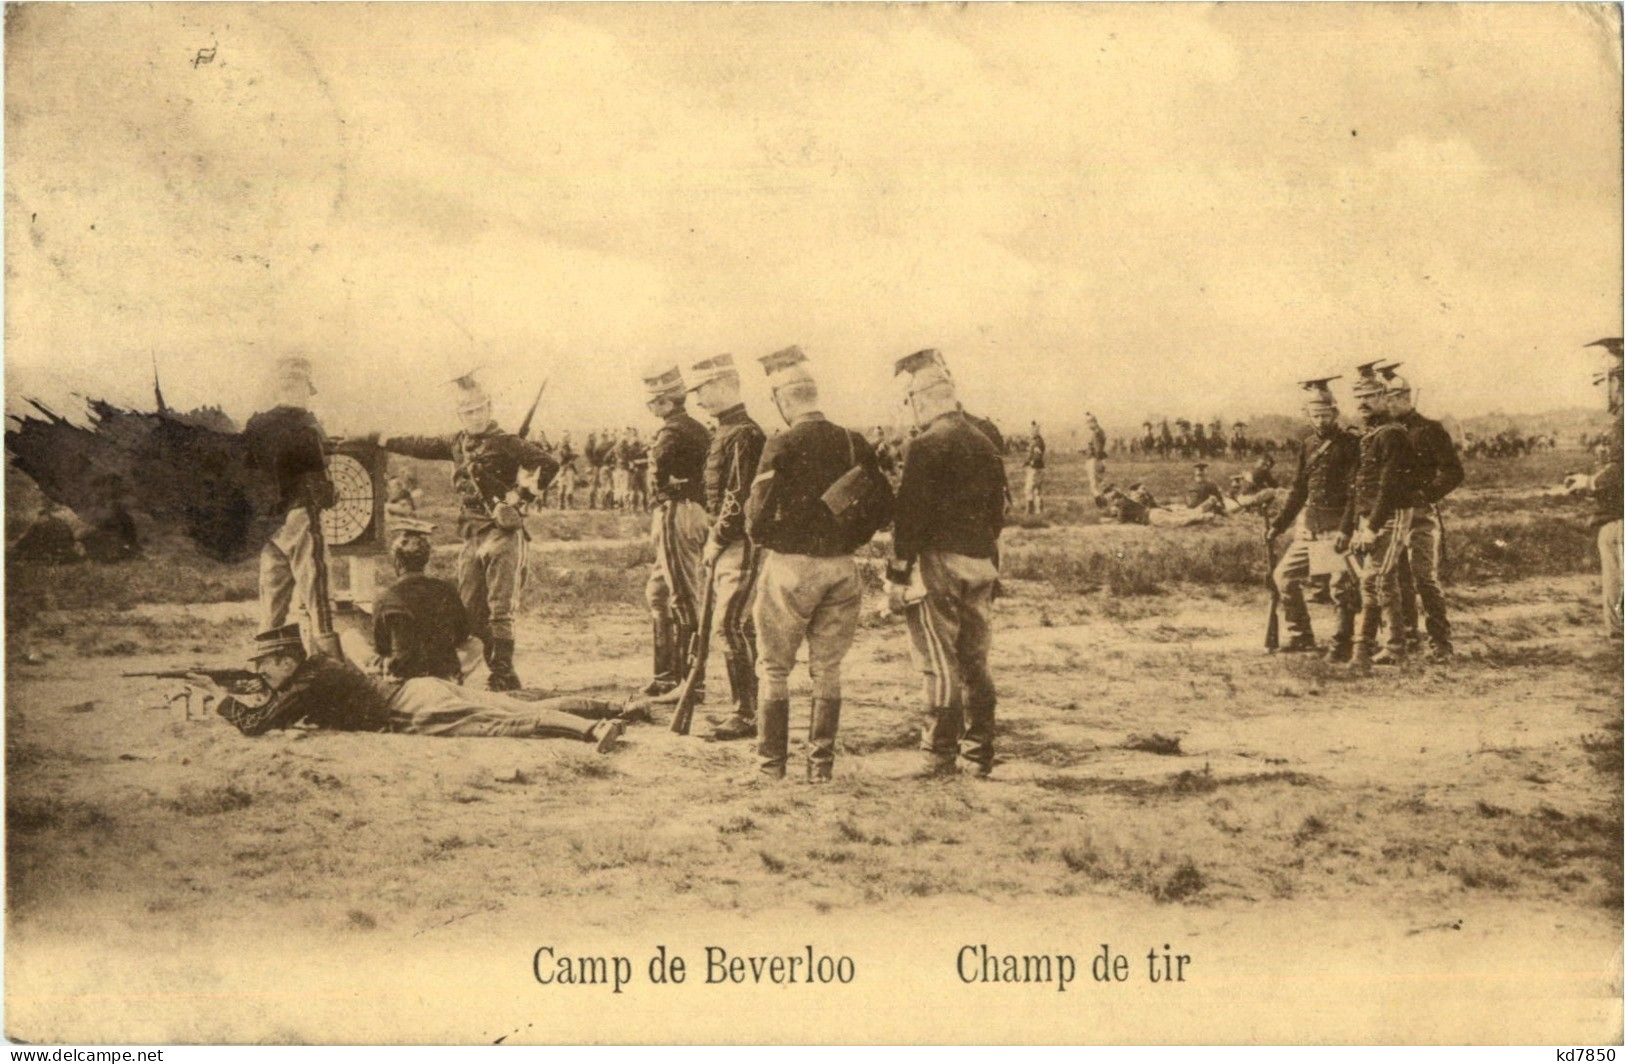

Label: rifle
[123,666,259,687]
[516,378,550,441]
[1264,517,1280,652]
[305,481,345,661]
[669,560,718,736]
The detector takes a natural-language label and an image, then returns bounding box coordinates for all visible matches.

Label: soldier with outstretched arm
[373,370,558,691]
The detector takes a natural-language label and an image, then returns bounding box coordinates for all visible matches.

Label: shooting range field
[5,445,1620,1042]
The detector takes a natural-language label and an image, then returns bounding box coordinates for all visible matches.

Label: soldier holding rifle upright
[640,364,712,699]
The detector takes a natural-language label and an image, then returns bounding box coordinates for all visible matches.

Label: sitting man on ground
[371,520,650,721]
[200,624,629,748]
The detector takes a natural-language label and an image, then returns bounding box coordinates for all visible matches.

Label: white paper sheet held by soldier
[3,2,1621,1047]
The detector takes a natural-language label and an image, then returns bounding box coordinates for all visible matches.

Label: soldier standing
[1379,363,1464,661]
[378,370,558,691]
[242,355,336,641]
[583,430,604,509]
[1268,378,1362,659]
[889,350,1007,777]
[1023,422,1047,515]
[628,428,651,512]
[554,431,578,509]
[685,354,767,741]
[641,364,712,698]
[745,345,891,782]
[1084,413,1107,498]
[1343,366,1422,670]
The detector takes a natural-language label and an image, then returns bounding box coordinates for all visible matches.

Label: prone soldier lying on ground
[194,623,630,749]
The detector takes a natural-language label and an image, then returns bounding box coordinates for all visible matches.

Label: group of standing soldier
[1269,360,1463,668]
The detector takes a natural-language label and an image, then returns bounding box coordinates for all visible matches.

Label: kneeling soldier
[889,349,1008,778]
[746,346,892,782]
[687,353,767,741]
[641,364,712,697]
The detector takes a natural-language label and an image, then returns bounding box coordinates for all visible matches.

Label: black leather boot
[641,616,677,697]
[487,638,521,691]
[756,698,790,780]
[807,697,842,782]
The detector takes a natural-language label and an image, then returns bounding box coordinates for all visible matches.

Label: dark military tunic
[703,404,766,546]
[217,654,395,736]
[746,414,887,557]
[893,411,1006,565]
[650,409,710,506]
[373,572,471,681]
[1398,410,1464,505]
[385,424,558,537]
[242,405,333,516]
[1342,419,1422,535]
[1271,427,1360,536]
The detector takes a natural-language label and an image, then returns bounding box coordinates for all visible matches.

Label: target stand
[320,441,388,620]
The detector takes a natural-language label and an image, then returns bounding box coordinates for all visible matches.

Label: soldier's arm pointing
[381,434,455,462]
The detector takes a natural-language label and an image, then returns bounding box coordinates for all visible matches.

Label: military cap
[893,347,954,395]
[759,345,815,390]
[275,355,317,396]
[248,623,304,661]
[1194,461,1209,472]
[1377,361,1411,395]
[1350,371,1387,398]
[1586,338,1623,359]
[449,367,492,412]
[1298,375,1340,409]
[641,361,687,400]
[685,353,740,391]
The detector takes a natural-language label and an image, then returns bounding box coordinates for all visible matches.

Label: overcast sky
[5,3,1621,436]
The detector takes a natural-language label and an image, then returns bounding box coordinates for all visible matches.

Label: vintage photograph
[3,2,1621,1046]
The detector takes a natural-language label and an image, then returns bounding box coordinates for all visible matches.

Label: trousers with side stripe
[457,524,527,644]
[1353,508,1413,653]
[709,540,761,707]
[904,550,999,768]
[646,499,708,636]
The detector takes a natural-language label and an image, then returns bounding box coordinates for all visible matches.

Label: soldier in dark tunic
[1343,366,1423,670]
[889,349,1007,777]
[640,364,712,698]
[686,354,767,740]
[1268,378,1362,659]
[1380,363,1465,660]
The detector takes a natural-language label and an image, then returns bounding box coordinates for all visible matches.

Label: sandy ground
[5,559,1621,1043]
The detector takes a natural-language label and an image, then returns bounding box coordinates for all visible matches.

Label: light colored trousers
[904,551,999,766]
[458,525,526,643]
[260,508,318,634]
[387,678,597,739]
[1272,522,1356,645]
[1403,504,1451,646]
[1024,468,1044,513]
[752,550,861,702]
[1601,520,1622,638]
[647,500,707,632]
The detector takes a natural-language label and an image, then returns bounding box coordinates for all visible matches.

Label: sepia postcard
[3,2,1622,1047]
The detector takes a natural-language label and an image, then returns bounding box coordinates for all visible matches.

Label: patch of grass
[7,796,115,833]
[167,783,255,816]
